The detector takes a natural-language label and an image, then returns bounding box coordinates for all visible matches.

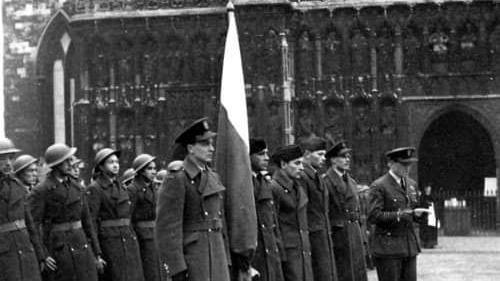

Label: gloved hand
[399,209,414,222]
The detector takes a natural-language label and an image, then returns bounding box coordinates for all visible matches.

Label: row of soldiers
[0,137,182,281]
[0,116,423,281]
[155,118,424,281]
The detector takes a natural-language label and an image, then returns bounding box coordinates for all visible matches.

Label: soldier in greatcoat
[298,137,338,281]
[155,117,231,281]
[322,141,367,281]
[29,143,104,281]
[0,138,44,281]
[368,147,424,281]
[128,154,161,281]
[249,138,284,281]
[270,144,313,281]
[86,148,144,281]
[13,154,39,193]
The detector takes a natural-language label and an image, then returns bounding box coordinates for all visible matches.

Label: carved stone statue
[323,29,342,76]
[351,27,370,75]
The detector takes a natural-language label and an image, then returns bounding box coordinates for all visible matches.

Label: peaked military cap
[250,138,267,155]
[175,117,217,146]
[271,144,303,165]
[386,147,418,163]
[299,136,327,152]
[325,140,352,159]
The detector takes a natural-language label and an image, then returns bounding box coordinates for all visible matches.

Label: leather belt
[135,220,156,228]
[101,218,130,227]
[184,219,222,232]
[0,219,26,233]
[52,220,82,232]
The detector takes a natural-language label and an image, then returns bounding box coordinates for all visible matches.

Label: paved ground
[367,236,500,281]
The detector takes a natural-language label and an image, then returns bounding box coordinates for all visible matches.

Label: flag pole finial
[226,0,235,11]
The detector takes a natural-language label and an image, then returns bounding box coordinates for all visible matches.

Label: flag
[215,1,257,255]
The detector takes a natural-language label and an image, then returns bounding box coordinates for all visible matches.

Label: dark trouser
[374,256,416,281]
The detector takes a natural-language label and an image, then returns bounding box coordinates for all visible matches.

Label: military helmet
[120,168,136,185]
[13,154,38,174]
[132,154,156,173]
[45,143,77,168]
[94,148,120,167]
[0,138,20,155]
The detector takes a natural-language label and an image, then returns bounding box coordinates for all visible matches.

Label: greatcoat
[270,169,313,281]
[299,164,338,281]
[252,172,284,281]
[155,155,230,281]
[128,175,161,281]
[0,173,44,281]
[86,174,144,281]
[29,173,100,281]
[322,168,367,281]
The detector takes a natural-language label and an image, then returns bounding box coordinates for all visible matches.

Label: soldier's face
[189,138,215,164]
[140,161,157,182]
[306,150,326,169]
[331,153,351,171]
[250,149,269,171]
[389,161,411,178]
[55,159,73,176]
[102,155,120,176]
[282,157,304,179]
[0,154,14,174]
[19,163,38,186]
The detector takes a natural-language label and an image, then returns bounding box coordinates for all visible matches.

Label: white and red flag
[215,1,257,255]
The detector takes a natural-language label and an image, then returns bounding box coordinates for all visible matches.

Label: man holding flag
[156,1,257,280]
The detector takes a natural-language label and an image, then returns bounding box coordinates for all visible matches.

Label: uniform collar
[302,163,317,179]
[334,167,345,178]
[389,170,402,185]
[273,169,294,191]
[95,174,116,189]
[183,155,208,179]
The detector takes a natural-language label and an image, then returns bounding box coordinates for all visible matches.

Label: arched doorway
[419,110,496,233]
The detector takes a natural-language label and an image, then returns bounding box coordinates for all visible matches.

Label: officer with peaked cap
[86,148,144,281]
[128,154,161,281]
[322,141,368,281]
[29,143,104,281]
[155,117,231,281]
[298,137,338,281]
[249,138,285,281]
[13,154,39,192]
[368,147,423,281]
[270,144,314,281]
[0,138,45,281]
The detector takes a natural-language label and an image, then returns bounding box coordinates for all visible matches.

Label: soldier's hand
[399,209,414,222]
[45,256,57,271]
[96,255,106,273]
[238,269,252,281]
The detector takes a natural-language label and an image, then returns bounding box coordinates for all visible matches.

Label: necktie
[400,178,406,190]
[342,173,349,183]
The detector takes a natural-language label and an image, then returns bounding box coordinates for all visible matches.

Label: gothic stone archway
[418,110,496,233]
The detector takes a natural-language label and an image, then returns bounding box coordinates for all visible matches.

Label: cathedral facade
[23,0,500,232]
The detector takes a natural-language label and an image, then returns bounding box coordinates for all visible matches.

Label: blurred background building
[3,0,500,233]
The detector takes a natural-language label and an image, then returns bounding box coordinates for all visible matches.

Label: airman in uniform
[155,117,231,281]
[270,145,313,281]
[368,147,423,281]
[0,138,44,281]
[298,137,338,281]
[322,141,367,281]
[29,143,104,281]
[128,154,161,281]
[249,138,284,281]
[86,148,144,281]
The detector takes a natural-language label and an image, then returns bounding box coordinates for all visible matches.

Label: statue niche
[351,27,370,75]
[459,22,478,72]
[323,29,342,77]
[296,29,314,95]
[428,25,449,73]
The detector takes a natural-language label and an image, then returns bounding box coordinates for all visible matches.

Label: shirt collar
[389,170,402,185]
[334,167,345,178]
